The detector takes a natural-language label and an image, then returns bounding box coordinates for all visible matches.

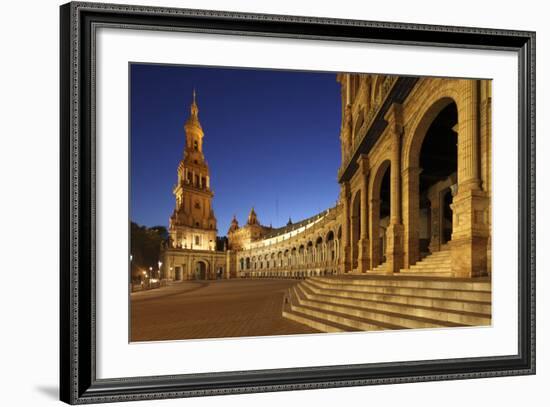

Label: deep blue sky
[130,64,341,235]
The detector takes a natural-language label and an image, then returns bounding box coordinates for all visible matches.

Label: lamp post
[158,261,163,281]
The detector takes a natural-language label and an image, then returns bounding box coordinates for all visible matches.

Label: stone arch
[326,230,336,263]
[315,236,323,263]
[368,159,391,268]
[402,83,461,267]
[368,158,391,201]
[306,241,313,264]
[403,95,459,170]
[194,259,209,280]
[284,249,289,267]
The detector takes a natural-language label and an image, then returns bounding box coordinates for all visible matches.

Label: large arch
[402,88,460,267]
[368,159,391,269]
[403,96,458,170]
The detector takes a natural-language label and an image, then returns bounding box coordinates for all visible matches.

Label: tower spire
[185,88,202,133]
[190,88,199,118]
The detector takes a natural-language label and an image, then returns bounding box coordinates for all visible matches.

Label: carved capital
[356,154,370,176]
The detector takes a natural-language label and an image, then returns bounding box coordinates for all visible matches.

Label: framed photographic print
[60,1,536,404]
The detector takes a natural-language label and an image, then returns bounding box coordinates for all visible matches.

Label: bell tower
[169,90,217,251]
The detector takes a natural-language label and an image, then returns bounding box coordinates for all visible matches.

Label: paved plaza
[130,279,318,342]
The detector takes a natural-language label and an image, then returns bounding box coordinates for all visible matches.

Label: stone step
[307,279,490,301]
[398,272,455,278]
[282,287,351,333]
[409,264,452,269]
[404,268,452,274]
[421,254,451,260]
[291,292,462,330]
[310,276,491,292]
[415,254,452,264]
[290,286,407,331]
[282,309,351,333]
[410,259,451,265]
[301,281,491,314]
[426,249,452,254]
[407,267,452,273]
[410,259,452,268]
[371,263,389,274]
[298,284,491,325]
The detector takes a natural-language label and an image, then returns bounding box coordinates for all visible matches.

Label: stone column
[428,189,441,253]
[187,257,192,281]
[450,80,490,277]
[368,198,381,270]
[226,250,234,279]
[357,155,370,273]
[384,103,404,273]
[340,182,351,273]
[402,166,420,268]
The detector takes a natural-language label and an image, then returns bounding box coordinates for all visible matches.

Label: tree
[130,222,167,282]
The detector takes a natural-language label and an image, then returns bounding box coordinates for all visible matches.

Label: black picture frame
[60,2,536,404]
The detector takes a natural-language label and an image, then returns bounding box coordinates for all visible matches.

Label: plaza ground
[130,279,318,342]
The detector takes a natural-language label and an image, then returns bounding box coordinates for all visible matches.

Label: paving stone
[130,279,317,341]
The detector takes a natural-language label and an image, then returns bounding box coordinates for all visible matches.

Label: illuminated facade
[168,90,217,252]
[162,75,492,281]
[163,92,226,281]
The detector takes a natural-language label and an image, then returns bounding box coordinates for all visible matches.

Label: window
[195,235,200,246]
[193,140,198,150]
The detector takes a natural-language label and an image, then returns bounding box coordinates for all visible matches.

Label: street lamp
[158,261,163,280]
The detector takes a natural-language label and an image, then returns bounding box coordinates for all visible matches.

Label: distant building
[227,208,273,251]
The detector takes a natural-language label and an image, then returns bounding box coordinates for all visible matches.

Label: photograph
[129,64,493,342]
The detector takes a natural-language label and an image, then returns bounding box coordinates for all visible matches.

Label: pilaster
[402,166,421,268]
[450,189,490,277]
[451,80,490,277]
[385,102,404,273]
[340,182,351,273]
[368,198,381,270]
[357,155,370,273]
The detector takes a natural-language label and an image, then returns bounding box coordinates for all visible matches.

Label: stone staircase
[282,276,491,333]
[371,262,389,274]
[400,247,452,277]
